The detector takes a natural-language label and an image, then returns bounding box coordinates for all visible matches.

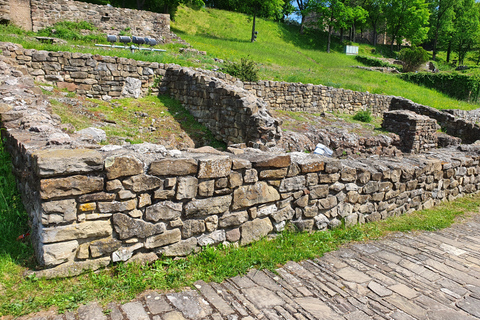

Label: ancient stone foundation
[3,43,480,277]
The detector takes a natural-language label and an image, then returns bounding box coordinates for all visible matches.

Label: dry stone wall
[0,42,279,147]
[3,54,480,278]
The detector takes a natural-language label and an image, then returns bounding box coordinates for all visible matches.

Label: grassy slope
[172,6,478,111]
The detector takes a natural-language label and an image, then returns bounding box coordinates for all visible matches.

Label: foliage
[352,110,372,123]
[37,21,104,42]
[222,57,259,82]
[450,0,480,65]
[398,45,429,72]
[400,72,480,102]
[383,0,430,50]
[426,0,458,60]
[355,55,401,70]
[362,0,386,47]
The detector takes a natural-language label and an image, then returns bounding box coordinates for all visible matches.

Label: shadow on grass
[0,137,35,268]
[156,95,226,149]
[171,27,251,44]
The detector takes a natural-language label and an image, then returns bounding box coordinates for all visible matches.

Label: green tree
[361,0,386,46]
[384,0,430,51]
[241,0,285,42]
[292,0,317,34]
[450,0,479,65]
[427,0,458,61]
[314,0,367,53]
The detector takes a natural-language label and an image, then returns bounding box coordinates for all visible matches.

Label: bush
[400,72,480,102]
[398,45,429,72]
[353,110,372,123]
[222,57,259,82]
[355,55,401,71]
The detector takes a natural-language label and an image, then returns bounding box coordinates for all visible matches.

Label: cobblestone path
[26,214,480,320]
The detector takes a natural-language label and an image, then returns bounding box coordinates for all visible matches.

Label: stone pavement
[26,214,480,320]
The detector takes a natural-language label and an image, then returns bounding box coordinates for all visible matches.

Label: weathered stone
[185,195,232,216]
[90,237,121,258]
[79,192,116,202]
[106,180,123,192]
[318,196,337,209]
[33,257,111,279]
[314,214,329,230]
[138,193,152,208]
[310,185,329,199]
[118,190,136,200]
[304,205,319,218]
[40,176,104,199]
[219,211,249,228]
[298,159,325,173]
[232,158,252,169]
[197,230,226,246]
[34,149,103,177]
[112,243,144,262]
[259,168,288,179]
[229,172,243,188]
[198,180,215,197]
[295,297,343,320]
[77,243,90,260]
[197,156,232,179]
[182,220,206,238]
[145,293,173,315]
[166,291,212,319]
[154,189,175,200]
[158,238,198,257]
[253,155,291,168]
[78,302,108,320]
[113,213,165,239]
[145,229,182,249]
[215,177,228,189]
[362,181,379,194]
[279,176,306,192]
[271,205,294,223]
[42,199,77,224]
[294,219,315,232]
[43,220,112,243]
[176,176,198,200]
[105,156,143,180]
[98,199,137,213]
[149,158,198,176]
[240,218,273,246]
[145,201,182,222]
[244,169,258,183]
[226,228,241,242]
[205,215,218,232]
[123,174,163,192]
[42,240,78,267]
[232,182,280,211]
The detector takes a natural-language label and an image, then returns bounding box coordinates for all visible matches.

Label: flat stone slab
[457,297,480,318]
[166,291,212,319]
[242,287,284,309]
[295,297,344,319]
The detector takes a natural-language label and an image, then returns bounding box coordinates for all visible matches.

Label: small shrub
[222,57,259,82]
[398,45,429,72]
[353,110,372,123]
[355,55,401,71]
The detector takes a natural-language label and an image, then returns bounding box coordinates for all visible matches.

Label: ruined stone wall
[3,53,480,278]
[242,81,393,117]
[0,0,9,22]
[0,42,281,147]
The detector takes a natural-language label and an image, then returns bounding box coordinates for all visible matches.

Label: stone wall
[0,41,281,147]
[0,0,9,22]
[1,0,174,43]
[382,110,438,153]
[242,81,393,117]
[3,54,480,278]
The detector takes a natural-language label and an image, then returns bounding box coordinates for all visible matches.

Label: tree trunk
[251,12,257,42]
[433,28,439,61]
[390,35,395,52]
[372,26,377,47]
[352,23,356,43]
[327,25,332,53]
[447,40,452,62]
[300,15,306,34]
[340,28,344,42]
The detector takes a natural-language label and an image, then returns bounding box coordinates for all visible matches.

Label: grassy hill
[172,5,478,111]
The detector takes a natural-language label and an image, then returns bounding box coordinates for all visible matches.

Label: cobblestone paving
[27,215,480,320]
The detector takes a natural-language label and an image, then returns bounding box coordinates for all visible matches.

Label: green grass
[1,131,479,316]
[171,6,479,111]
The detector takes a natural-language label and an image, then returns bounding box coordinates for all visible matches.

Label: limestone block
[78,203,96,212]
[259,168,288,179]
[176,176,198,200]
[98,199,136,213]
[149,158,198,176]
[40,176,104,200]
[158,238,198,257]
[34,149,103,177]
[34,257,111,279]
[42,220,112,243]
[219,211,249,228]
[226,229,241,242]
[240,218,273,246]
[42,199,77,224]
[310,185,329,199]
[298,159,325,173]
[185,195,232,216]
[271,205,294,223]
[257,204,277,217]
[104,155,143,180]
[123,174,163,192]
[112,213,165,239]
[145,201,182,222]
[197,156,232,179]
[205,215,218,232]
[279,176,306,192]
[112,243,144,262]
[253,155,291,168]
[90,237,121,258]
[42,240,78,267]
[198,180,215,197]
[232,182,280,210]
[228,172,243,188]
[244,169,258,183]
[197,230,226,246]
[314,214,329,230]
[182,220,206,238]
[145,229,182,249]
[232,158,252,170]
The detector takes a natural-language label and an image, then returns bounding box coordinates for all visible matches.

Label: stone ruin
[3,42,480,277]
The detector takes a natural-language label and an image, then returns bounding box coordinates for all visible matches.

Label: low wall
[2,0,175,43]
[0,42,279,147]
[2,55,480,278]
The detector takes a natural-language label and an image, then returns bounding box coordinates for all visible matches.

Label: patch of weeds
[222,57,259,82]
[37,21,105,43]
[352,110,372,123]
